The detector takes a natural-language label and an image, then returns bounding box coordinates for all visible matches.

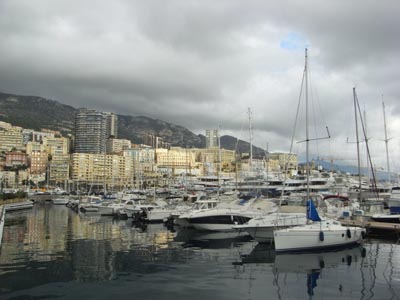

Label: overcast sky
[1,0,399,173]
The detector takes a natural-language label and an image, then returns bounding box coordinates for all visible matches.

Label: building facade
[205,129,219,148]
[73,108,118,154]
[0,123,24,152]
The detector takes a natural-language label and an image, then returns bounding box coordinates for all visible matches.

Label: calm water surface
[1,203,400,300]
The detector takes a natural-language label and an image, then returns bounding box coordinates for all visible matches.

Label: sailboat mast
[248,107,253,172]
[305,48,310,199]
[353,87,362,201]
[382,99,391,183]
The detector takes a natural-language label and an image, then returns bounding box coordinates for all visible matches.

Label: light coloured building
[48,154,70,184]
[156,147,195,170]
[0,121,12,130]
[107,138,131,154]
[26,142,46,154]
[205,129,219,148]
[268,152,298,174]
[43,137,69,156]
[22,129,55,145]
[0,124,24,152]
[192,147,236,173]
[0,171,16,189]
[70,153,134,188]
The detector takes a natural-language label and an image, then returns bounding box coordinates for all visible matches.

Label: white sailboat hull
[273,221,365,252]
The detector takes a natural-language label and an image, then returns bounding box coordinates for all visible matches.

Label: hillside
[0,91,265,155]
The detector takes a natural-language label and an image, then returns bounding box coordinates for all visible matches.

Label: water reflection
[236,240,400,299]
[1,204,400,300]
[274,246,365,298]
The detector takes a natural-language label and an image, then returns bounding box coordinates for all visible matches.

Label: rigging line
[354,91,379,200]
[289,62,306,155]
[235,113,247,155]
[308,61,321,160]
[278,56,306,204]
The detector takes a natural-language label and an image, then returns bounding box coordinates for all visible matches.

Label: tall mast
[382,99,391,183]
[305,48,310,198]
[248,107,253,172]
[364,109,370,183]
[353,87,362,200]
[217,125,221,199]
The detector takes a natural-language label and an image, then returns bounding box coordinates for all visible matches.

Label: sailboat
[273,49,365,252]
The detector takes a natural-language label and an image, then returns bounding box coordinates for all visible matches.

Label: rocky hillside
[0,91,265,155]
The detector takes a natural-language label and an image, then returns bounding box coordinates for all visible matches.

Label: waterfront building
[268,152,298,175]
[192,147,236,174]
[48,155,70,185]
[123,147,157,187]
[205,129,219,148]
[70,153,134,189]
[73,108,118,154]
[0,123,24,152]
[155,147,196,175]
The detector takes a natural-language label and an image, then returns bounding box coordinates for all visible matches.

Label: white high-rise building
[205,129,219,148]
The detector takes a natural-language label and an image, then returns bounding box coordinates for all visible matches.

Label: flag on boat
[306,199,321,221]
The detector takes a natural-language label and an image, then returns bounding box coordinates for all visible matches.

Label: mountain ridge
[0,91,265,156]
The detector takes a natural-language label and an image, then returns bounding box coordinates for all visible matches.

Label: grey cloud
[0,0,399,170]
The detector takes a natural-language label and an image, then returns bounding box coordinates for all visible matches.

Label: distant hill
[0,91,265,155]
[307,159,393,181]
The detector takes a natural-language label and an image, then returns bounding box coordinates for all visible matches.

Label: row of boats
[51,186,375,253]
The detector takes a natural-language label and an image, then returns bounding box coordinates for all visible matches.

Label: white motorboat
[370,213,400,223]
[172,198,219,227]
[233,212,307,243]
[4,200,34,212]
[79,195,103,213]
[52,197,70,205]
[181,197,277,232]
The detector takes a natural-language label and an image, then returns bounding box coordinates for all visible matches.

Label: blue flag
[306,199,321,221]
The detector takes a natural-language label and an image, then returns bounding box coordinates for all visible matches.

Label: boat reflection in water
[274,246,366,297]
[236,243,379,299]
[174,227,252,249]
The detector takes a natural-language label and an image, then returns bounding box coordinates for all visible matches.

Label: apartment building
[73,108,118,154]
[0,123,24,152]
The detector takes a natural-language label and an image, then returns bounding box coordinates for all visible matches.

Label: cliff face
[0,91,264,155]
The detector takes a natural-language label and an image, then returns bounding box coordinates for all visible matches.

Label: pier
[341,218,400,238]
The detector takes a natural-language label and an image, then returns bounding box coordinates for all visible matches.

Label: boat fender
[346,228,351,238]
[319,231,324,242]
[361,230,366,239]
[319,259,325,269]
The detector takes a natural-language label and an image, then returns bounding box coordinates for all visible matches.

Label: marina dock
[341,218,400,236]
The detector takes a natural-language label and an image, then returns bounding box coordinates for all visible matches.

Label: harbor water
[1,203,400,300]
